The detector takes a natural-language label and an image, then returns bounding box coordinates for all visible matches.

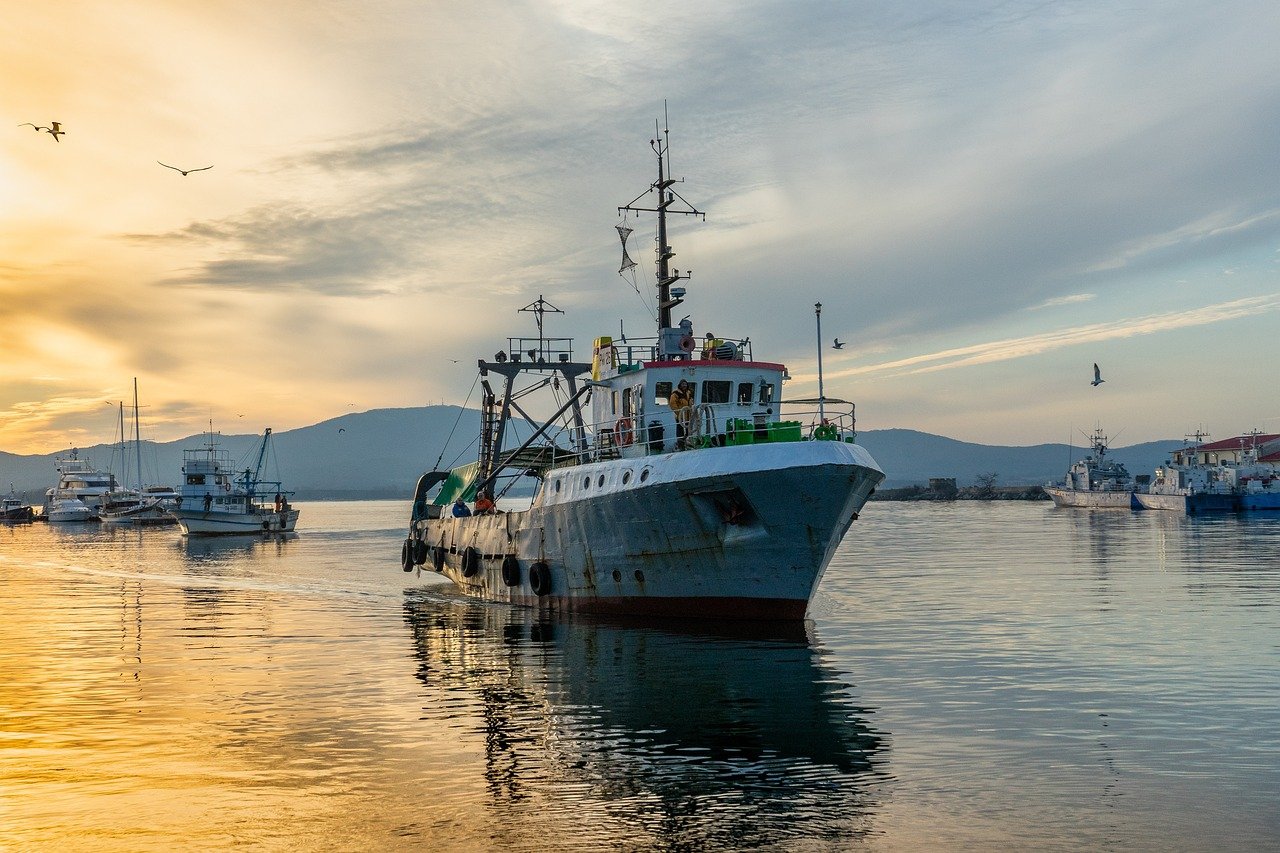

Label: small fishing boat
[1,489,34,522]
[169,428,299,535]
[401,119,884,620]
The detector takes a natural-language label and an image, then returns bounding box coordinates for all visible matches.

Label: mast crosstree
[618,113,705,359]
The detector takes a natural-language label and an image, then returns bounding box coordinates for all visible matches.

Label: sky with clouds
[2,0,1278,454]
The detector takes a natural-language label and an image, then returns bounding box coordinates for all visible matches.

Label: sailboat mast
[117,402,126,491]
[133,378,143,492]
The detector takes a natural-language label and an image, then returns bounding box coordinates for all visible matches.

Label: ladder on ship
[478,385,499,481]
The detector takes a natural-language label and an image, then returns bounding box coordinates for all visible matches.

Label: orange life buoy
[616,417,634,446]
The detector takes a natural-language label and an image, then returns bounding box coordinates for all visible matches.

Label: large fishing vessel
[1135,431,1239,514]
[169,428,299,535]
[1137,431,1280,513]
[1043,428,1139,509]
[401,121,884,620]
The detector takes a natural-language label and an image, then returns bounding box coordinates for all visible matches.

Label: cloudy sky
[3,1,1278,454]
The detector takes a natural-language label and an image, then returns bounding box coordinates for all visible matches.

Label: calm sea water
[2,500,1278,851]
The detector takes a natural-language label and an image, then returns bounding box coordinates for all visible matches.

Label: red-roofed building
[1172,433,1280,466]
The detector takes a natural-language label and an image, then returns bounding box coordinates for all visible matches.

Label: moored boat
[41,449,116,521]
[1043,428,1139,509]
[99,379,179,525]
[401,120,884,620]
[44,496,95,523]
[169,428,299,535]
[1,489,35,522]
[1180,431,1280,512]
[1135,431,1239,514]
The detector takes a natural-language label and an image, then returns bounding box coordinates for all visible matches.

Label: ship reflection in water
[402,592,890,848]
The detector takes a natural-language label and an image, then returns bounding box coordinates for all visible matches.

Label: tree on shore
[973,471,999,499]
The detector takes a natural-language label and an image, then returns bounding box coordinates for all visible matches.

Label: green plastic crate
[767,421,802,442]
[727,418,755,446]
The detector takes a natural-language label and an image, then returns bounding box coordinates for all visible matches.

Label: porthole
[634,570,645,583]
[622,471,631,485]
[583,476,591,489]
[640,468,651,483]
[612,570,622,582]
[597,474,605,487]
[553,479,561,493]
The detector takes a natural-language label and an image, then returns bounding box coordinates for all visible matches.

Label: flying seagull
[1091,363,1105,386]
[19,121,63,141]
[832,338,845,350]
[338,428,345,433]
[158,161,213,176]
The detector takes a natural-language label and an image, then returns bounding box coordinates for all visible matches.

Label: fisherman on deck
[475,491,495,515]
[451,498,472,518]
[669,379,694,448]
[203,492,213,512]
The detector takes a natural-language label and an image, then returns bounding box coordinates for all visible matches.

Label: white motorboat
[402,119,884,620]
[41,449,116,521]
[44,496,95,523]
[169,428,299,535]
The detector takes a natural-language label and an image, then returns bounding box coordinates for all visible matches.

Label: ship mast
[618,108,704,358]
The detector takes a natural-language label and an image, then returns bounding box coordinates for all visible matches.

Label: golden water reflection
[0,516,887,850]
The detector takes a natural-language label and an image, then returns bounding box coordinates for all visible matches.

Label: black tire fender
[461,546,481,578]
[501,554,520,587]
[529,561,552,597]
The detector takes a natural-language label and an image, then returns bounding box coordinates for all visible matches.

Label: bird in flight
[158,161,213,176]
[832,338,845,350]
[338,428,346,433]
[19,121,64,141]
[1091,363,1105,386]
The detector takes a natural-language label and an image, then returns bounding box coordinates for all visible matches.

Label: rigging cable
[435,371,482,471]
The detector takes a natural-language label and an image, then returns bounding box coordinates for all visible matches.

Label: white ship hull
[173,507,299,535]
[45,498,96,523]
[1044,486,1137,509]
[412,441,882,619]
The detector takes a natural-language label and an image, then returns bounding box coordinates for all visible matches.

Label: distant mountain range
[1,407,1185,500]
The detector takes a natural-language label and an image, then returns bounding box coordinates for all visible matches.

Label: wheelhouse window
[758,382,775,405]
[186,474,206,486]
[654,381,672,404]
[737,383,754,404]
[700,380,731,404]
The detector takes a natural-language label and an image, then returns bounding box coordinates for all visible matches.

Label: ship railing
[595,335,754,372]
[780,397,859,442]
[497,336,576,367]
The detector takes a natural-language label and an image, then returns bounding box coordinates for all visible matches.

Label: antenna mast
[618,105,705,358]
